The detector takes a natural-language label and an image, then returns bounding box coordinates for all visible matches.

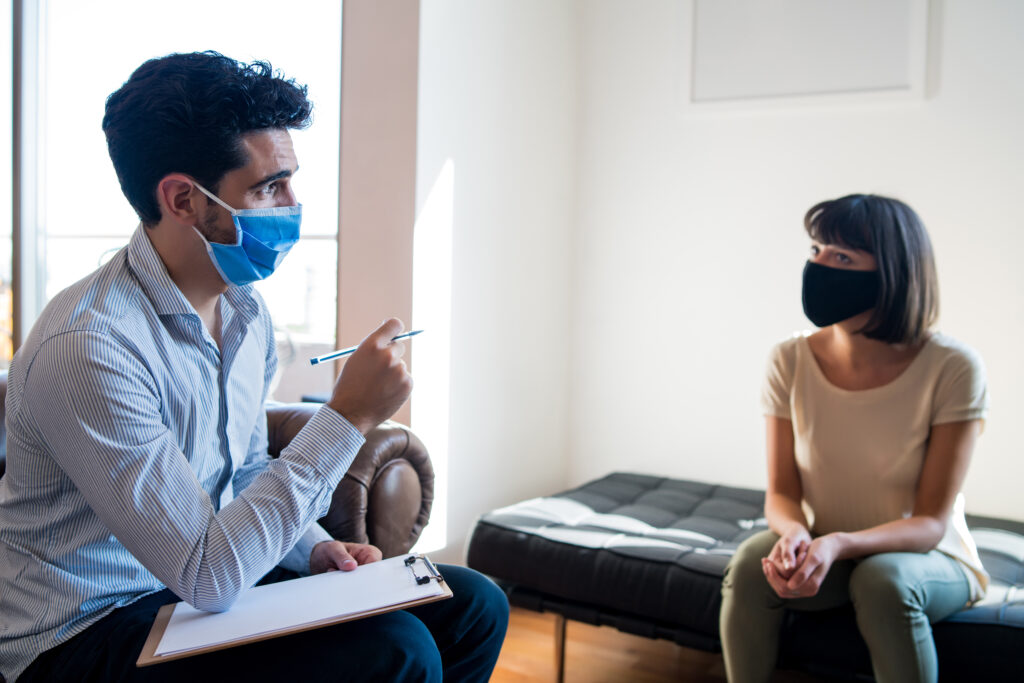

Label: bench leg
[554,613,567,683]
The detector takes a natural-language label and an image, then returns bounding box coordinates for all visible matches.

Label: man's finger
[373,318,405,346]
[348,543,383,565]
[325,543,359,571]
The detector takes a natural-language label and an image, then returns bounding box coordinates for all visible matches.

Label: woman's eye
[810,245,820,256]
[836,253,852,264]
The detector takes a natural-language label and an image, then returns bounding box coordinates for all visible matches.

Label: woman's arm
[830,419,982,559]
[765,416,808,533]
[764,416,811,574]
[780,419,982,596]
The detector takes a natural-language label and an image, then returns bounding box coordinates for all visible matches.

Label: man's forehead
[218,128,298,190]
[240,129,298,169]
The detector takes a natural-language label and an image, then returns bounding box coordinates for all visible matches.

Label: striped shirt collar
[125,224,260,323]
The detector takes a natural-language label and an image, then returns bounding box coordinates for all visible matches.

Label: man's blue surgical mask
[192,182,301,286]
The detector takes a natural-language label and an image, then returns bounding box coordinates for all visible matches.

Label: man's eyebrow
[248,167,297,191]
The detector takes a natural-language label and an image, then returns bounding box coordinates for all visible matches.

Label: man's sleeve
[24,331,362,612]
[279,522,335,575]
[231,313,279,495]
[232,310,366,576]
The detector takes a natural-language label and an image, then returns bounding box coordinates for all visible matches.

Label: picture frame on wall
[690,0,930,107]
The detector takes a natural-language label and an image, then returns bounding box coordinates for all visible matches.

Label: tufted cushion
[467,472,1024,681]
[468,473,769,645]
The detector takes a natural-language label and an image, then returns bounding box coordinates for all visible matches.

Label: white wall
[415,0,1024,559]
[417,0,578,561]
[569,0,1024,520]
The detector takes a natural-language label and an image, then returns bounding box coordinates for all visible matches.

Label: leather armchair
[266,401,434,557]
[0,371,434,558]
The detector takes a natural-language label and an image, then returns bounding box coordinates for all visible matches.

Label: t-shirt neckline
[799,333,936,395]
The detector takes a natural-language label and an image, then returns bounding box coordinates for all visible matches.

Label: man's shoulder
[22,251,151,363]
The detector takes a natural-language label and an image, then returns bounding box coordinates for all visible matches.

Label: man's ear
[156,174,202,225]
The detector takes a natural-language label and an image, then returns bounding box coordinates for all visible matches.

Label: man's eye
[260,182,278,196]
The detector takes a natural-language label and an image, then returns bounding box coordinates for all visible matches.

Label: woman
[719,194,988,683]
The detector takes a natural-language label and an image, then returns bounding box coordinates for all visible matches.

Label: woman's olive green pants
[719,529,971,683]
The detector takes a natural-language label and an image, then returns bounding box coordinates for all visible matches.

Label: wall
[569,0,1024,520]
[417,0,577,561]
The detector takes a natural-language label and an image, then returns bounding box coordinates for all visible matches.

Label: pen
[309,330,424,366]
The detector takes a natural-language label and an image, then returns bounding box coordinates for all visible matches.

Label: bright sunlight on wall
[410,159,454,553]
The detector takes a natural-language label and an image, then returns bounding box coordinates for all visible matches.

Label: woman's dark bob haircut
[804,194,938,345]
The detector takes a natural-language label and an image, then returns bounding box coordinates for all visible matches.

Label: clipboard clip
[404,554,445,585]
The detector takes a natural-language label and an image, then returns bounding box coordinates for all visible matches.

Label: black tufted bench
[466,472,1024,682]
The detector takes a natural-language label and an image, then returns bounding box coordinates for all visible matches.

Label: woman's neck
[828,324,900,367]
[808,317,928,390]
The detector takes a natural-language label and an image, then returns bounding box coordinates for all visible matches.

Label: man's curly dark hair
[102,51,313,226]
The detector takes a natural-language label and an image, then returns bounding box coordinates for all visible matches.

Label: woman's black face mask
[801,261,881,327]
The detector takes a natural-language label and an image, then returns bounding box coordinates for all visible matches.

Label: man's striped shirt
[0,226,363,680]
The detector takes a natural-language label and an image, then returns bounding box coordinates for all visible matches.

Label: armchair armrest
[266,402,434,558]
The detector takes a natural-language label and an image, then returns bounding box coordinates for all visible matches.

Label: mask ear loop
[193,181,239,216]
[191,183,243,260]
[191,225,237,285]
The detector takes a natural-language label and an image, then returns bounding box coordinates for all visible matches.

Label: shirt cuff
[279,403,366,485]
[278,522,335,575]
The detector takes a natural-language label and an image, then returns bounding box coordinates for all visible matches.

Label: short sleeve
[761,340,796,419]
[932,344,988,425]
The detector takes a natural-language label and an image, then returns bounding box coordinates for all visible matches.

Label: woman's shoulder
[924,332,986,375]
[762,333,813,413]
[923,333,988,420]
[767,331,812,359]
[765,332,812,376]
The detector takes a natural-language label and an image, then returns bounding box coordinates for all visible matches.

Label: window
[11,0,342,371]
[0,0,11,367]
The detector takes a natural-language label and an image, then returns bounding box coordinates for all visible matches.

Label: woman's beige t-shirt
[761,332,989,602]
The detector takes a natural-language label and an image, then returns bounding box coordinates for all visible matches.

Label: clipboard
[137,554,451,667]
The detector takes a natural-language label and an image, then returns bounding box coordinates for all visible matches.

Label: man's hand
[309,540,383,574]
[762,533,840,599]
[328,318,414,434]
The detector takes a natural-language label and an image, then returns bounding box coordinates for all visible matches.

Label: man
[0,52,507,682]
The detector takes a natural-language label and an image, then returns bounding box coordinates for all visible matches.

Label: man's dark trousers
[19,564,509,682]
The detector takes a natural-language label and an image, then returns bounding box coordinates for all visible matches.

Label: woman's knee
[850,552,971,628]
[849,554,920,613]
[722,530,778,597]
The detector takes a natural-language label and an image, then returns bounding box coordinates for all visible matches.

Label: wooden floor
[490,607,832,683]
